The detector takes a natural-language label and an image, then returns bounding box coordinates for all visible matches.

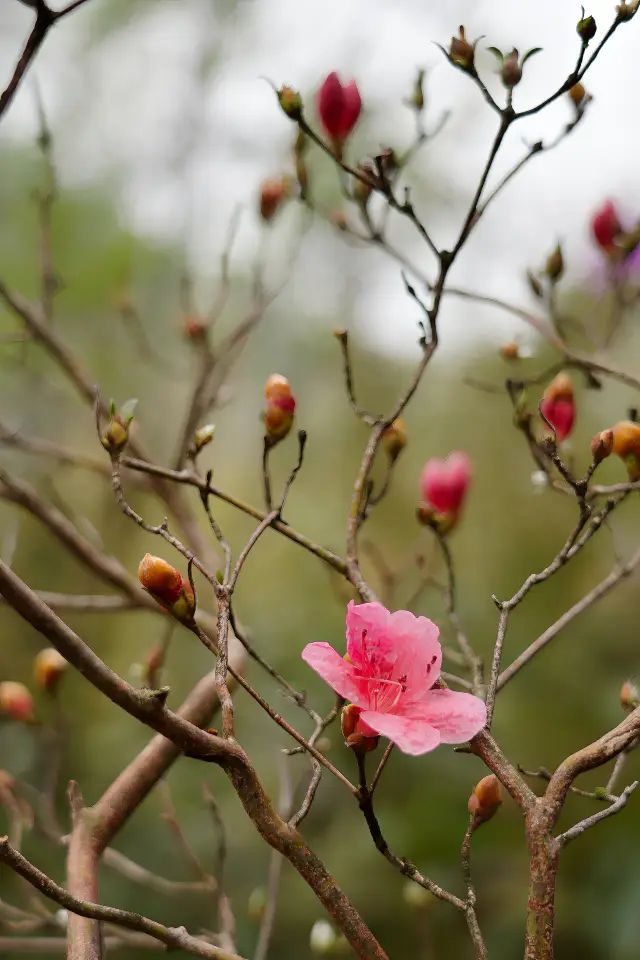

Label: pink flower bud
[137,554,196,624]
[620,679,639,712]
[264,374,296,444]
[317,73,361,149]
[259,176,293,222]
[592,200,622,253]
[419,452,472,528]
[34,648,67,694]
[539,373,575,442]
[0,682,34,723]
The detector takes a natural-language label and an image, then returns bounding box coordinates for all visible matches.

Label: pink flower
[302,601,486,755]
[539,373,575,442]
[591,200,622,253]
[317,72,362,144]
[420,452,471,521]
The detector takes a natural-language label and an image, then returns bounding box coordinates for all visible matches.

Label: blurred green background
[1,2,640,958]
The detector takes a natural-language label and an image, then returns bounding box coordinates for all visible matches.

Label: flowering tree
[1,3,640,959]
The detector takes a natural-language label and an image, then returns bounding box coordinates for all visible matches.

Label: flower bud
[568,82,586,106]
[590,429,614,464]
[592,200,622,253]
[408,68,425,110]
[540,373,575,442]
[526,270,543,299]
[101,399,137,456]
[34,648,67,694]
[317,73,361,152]
[545,244,564,282]
[468,774,502,823]
[248,887,267,921]
[449,26,476,71]
[577,13,597,42]
[419,452,472,532]
[501,49,522,88]
[611,420,640,480]
[341,704,379,755]
[190,423,215,457]
[277,85,303,121]
[620,679,639,712]
[264,374,296,445]
[182,313,207,342]
[381,419,407,462]
[0,682,34,723]
[310,920,336,955]
[617,2,639,21]
[259,176,292,222]
[137,554,196,624]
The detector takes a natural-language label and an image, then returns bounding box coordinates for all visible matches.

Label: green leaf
[522,47,543,66]
[120,397,138,425]
[486,46,504,63]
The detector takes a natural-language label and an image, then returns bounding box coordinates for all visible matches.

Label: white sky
[1,0,639,356]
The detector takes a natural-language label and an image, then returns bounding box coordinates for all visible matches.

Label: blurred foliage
[1,4,640,959]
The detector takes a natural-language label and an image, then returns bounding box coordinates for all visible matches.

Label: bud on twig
[620,679,639,712]
[341,704,379,755]
[381,419,407,462]
[526,270,544,299]
[568,82,586,107]
[138,554,196,624]
[545,244,564,282]
[407,68,425,111]
[577,11,597,42]
[0,682,34,723]
[501,49,522,88]
[34,648,67,694]
[418,452,472,533]
[101,399,137,456]
[590,429,614,464]
[259,176,293,222]
[468,774,502,823]
[189,423,215,459]
[448,26,476,71]
[616,2,639,21]
[264,374,296,445]
[317,73,362,156]
[611,420,640,480]
[277,85,303,121]
[592,200,623,253]
[540,373,575,443]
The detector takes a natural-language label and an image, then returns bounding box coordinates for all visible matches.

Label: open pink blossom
[420,452,471,519]
[317,72,362,143]
[302,601,486,755]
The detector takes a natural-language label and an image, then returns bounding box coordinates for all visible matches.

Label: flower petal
[301,642,365,703]
[359,710,441,755]
[403,690,486,744]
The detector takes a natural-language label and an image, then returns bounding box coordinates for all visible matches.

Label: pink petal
[346,600,391,664]
[540,398,575,442]
[340,80,362,136]
[301,642,366,704]
[420,452,471,515]
[403,689,486,744]
[359,710,441,755]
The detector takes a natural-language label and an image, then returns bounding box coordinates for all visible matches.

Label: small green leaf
[522,47,543,66]
[486,46,504,63]
[109,399,116,417]
[120,397,138,425]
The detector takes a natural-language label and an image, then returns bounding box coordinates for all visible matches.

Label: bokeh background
[1,1,640,958]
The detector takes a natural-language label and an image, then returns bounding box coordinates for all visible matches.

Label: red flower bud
[620,679,639,712]
[0,682,34,723]
[341,704,379,755]
[419,452,471,530]
[590,429,614,464]
[540,373,575,442]
[137,554,196,623]
[182,313,208,342]
[264,374,296,444]
[259,176,292,222]
[592,200,622,253]
[34,648,67,694]
[317,72,361,149]
[611,420,640,480]
[468,774,502,823]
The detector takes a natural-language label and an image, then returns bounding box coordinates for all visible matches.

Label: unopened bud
[577,13,597,42]
[182,313,207,342]
[264,374,296,445]
[568,82,586,106]
[248,887,267,921]
[611,420,640,480]
[617,2,639,21]
[0,682,34,723]
[137,554,196,624]
[34,648,67,694]
[277,85,303,121]
[590,429,614,464]
[545,244,564,282]
[408,68,425,110]
[501,49,522,88]
[526,270,544,299]
[101,398,137,456]
[620,679,639,712]
[190,424,215,457]
[381,419,407,462]
[259,176,292,222]
[449,26,476,71]
[468,774,502,823]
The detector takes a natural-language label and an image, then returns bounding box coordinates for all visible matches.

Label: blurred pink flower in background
[302,601,486,755]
